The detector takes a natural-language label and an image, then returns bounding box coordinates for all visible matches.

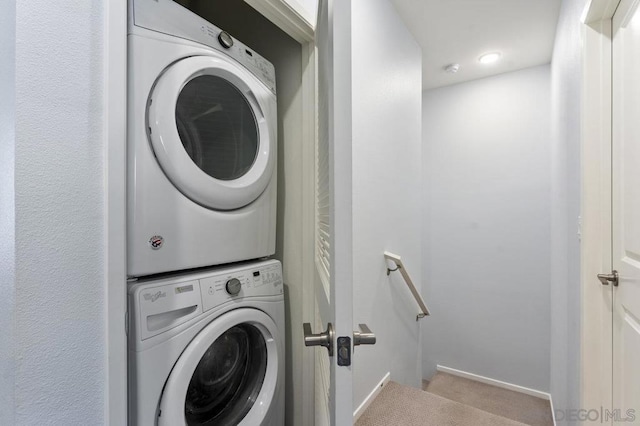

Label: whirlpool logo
[143,291,166,303]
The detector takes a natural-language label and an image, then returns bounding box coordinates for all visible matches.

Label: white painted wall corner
[436,365,552,401]
[353,372,391,423]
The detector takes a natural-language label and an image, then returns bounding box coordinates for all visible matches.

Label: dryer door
[148,55,276,211]
[158,308,280,426]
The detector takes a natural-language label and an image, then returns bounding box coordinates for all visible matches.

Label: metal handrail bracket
[384,251,430,321]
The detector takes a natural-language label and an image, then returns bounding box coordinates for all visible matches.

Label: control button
[225,278,242,295]
[218,31,234,49]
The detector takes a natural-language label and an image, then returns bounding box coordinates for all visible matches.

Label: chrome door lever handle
[353,324,376,346]
[303,322,334,356]
[597,270,619,286]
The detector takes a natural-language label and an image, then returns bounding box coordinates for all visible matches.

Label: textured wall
[351,0,423,408]
[11,1,106,424]
[422,65,552,391]
[549,0,587,423]
[0,0,16,424]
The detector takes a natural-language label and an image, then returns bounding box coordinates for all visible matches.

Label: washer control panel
[200,260,283,312]
[129,259,283,342]
[132,279,204,341]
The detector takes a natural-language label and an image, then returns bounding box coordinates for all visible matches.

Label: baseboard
[353,372,391,422]
[549,392,557,426]
[436,365,552,401]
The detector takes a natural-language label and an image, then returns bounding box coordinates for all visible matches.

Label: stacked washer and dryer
[126,0,284,424]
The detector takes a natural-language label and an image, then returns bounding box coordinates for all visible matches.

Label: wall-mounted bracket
[386,265,401,275]
[384,251,431,321]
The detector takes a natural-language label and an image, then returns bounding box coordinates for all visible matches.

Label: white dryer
[128,259,285,425]
[128,0,277,277]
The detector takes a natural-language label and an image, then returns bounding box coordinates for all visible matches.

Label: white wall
[549,0,587,422]
[0,0,16,424]
[422,65,552,391]
[351,0,423,407]
[4,2,107,424]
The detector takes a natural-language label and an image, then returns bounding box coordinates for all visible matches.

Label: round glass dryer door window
[147,55,275,211]
[176,75,258,182]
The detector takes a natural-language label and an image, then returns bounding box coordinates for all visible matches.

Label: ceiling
[390,0,562,90]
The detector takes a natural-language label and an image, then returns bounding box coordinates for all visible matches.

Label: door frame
[580,0,618,414]
[104,0,128,424]
[104,1,316,424]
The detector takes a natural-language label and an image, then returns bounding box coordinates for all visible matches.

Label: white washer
[128,259,285,426]
[128,0,278,277]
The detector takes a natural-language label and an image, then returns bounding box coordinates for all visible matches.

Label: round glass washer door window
[157,309,280,426]
[147,55,276,211]
[185,324,267,425]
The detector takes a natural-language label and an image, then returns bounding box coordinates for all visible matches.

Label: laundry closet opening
[169,1,308,424]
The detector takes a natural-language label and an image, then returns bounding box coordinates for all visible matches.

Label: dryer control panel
[131,0,277,94]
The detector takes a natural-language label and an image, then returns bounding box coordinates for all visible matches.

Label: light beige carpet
[425,373,554,426]
[355,381,528,426]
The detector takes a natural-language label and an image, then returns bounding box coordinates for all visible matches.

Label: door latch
[597,270,619,287]
[337,323,377,367]
[337,336,351,366]
[303,322,334,356]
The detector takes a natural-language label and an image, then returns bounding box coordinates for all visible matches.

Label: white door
[306,0,421,423]
[314,0,354,423]
[612,0,640,421]
[306,0,354,424]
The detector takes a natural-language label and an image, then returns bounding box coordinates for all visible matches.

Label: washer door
[158,309,280,426]
[148,55,275,211]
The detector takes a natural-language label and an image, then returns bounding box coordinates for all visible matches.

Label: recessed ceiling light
[478,52,501,64]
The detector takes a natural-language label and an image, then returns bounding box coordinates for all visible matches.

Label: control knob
[226,278,242,295]
[218,31,234,49]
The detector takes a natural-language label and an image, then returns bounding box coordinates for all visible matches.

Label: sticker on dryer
[149,235,164,250]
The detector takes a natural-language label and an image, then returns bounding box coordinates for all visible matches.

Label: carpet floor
[355,381,528,426]
[355,374,554,426]
[425,373,554,426]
